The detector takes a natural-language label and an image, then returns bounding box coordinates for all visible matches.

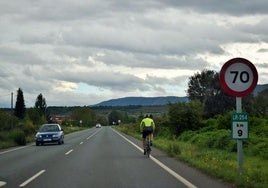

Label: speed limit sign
[219,58,258,97]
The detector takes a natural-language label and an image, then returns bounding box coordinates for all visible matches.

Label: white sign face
[232,122,248,139]
[224,62,254,92]
[220,58,258,97]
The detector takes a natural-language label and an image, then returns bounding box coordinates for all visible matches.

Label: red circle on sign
[219,57,258,97]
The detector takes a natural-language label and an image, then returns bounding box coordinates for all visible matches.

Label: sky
[0,0,268,107]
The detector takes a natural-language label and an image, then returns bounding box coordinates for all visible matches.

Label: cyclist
[140,114,155,155]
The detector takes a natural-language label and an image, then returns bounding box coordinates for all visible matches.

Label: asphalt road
[0,127,233,188]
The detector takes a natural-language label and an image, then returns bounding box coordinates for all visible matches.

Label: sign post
[220,57,258,174]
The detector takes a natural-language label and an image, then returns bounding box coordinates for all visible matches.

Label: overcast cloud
[1,0,268,107]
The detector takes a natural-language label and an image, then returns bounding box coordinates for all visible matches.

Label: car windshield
[39,124,60,132]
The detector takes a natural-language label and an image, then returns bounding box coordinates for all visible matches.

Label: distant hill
[253,84,268,95]
[93,96,189,106]
[92,84,267,107]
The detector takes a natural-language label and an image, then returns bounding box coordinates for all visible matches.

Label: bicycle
[145,135,151,158]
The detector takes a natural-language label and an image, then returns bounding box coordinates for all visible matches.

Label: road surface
[0,127,233,188]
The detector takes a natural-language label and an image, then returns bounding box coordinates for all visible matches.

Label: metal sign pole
[236,97,243,174]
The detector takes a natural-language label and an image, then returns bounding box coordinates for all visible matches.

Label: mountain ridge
[93,96,188,106]
[253,84,268,95]
[93,84,268,107]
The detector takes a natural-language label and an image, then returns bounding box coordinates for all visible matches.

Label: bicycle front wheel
[146,149,150,157]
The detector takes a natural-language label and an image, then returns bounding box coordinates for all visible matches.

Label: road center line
[65,149,74,155]
[65,129,102,156]
[112,128,197,188]
[19,170,46,187]
[87,128,102,140]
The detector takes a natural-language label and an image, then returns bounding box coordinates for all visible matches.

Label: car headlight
[36,134,42,138]
[53,133,61,138]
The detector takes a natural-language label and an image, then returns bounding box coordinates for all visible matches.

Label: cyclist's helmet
[144,114,149,118]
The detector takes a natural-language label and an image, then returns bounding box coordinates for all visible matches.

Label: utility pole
[11,92,13,110]
[11,92,14,128]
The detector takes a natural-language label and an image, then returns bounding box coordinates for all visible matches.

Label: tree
[70,107,96,127]
[26,108,46,126]
[0,110,18,131]
[34,93,47,117]
[108,110,121,125]
[168,100,204,135]
[108,110,130,125]
[14,88,26,119]
[187,70,217,103]
[95,114,108,126]
[187,70,235,117]
[242,94,255,115]
[253,89,268,118]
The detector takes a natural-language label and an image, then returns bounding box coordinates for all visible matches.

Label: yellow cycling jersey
[140,117,155,132]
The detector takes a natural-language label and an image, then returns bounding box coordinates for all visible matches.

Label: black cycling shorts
[142,126,153,138]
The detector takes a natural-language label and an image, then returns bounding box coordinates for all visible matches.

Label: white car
[96,124,101,128]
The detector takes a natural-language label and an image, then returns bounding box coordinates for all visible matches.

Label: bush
[213,130,234,151]
[116,123,139,137]
[0,131,6,141]
[168,100,204,135]
[0,110,19,131]
[246,137,268,159]
[19,120,36,136]
[11,129,26,145]
[250,117,268,137]
[256,141,268,159]
[155,126,173,139]
[179,129,237,152]
[216,112,232,129]
[201,118,218,131]
[167,141,181,156]
[177,130,195,142]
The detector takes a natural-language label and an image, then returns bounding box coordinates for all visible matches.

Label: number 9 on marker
[232,122,248,139]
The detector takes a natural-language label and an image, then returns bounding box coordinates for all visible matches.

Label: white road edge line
[19,169,46,187]
[0,146,29,155]
[112,128,198,188]
[0,181,6,187]
[65,149,74,155]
